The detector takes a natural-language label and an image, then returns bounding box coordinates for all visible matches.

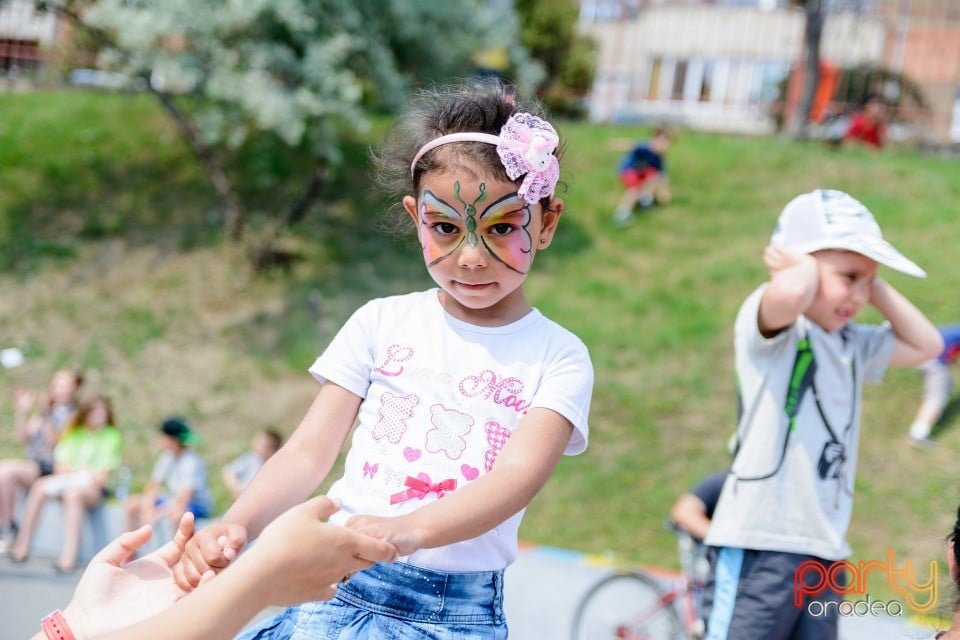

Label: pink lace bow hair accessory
[409,112,560,204]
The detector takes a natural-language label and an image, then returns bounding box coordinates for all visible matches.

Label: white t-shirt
[706,285,895,560]
[310,289,593,571]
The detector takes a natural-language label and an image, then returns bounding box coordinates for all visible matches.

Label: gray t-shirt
[225,452,265,491]
[150,449,214,514]
[26,403,77,468]
[705,285,895,560]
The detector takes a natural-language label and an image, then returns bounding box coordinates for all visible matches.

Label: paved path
[0,544,936,639]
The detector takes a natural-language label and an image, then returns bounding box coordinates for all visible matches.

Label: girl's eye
[488,223,515,236]
[432,222,459,235]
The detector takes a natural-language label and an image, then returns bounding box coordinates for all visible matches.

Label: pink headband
[409,112,560,204]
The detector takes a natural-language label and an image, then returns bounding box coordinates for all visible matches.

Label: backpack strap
[730,327,814,481]
[784,336,817,432]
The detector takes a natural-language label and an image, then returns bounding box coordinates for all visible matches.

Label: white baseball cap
[770,189,926,278]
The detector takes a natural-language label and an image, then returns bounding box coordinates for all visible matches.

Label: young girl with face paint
[175,79,594,640]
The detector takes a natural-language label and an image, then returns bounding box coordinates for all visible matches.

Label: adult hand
[173,521,247,591]
[345,512,419,557]
[62,513,201,639]
[237,496,399,607]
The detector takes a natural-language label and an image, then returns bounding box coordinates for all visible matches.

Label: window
[0,38,41,74]
[579,0,640,22]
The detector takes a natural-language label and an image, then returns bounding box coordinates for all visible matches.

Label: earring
[540,239,546,245]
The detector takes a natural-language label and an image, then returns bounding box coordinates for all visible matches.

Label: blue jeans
[236,561,508,639]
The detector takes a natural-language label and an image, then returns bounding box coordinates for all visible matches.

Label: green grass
[2,90,960,609]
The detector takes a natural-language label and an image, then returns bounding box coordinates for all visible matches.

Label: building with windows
[579,0,960,143]
[0,0,60,76]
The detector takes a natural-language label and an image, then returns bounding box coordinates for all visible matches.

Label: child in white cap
[702,189,943,640]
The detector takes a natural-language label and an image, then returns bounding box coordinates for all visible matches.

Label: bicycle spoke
[571,572,685,640]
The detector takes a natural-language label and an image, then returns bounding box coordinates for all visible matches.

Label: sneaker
[909,435,936,450]
[613,206,634,227]
[909,421,932,441]
[637,192,655,209]
[0,534,13,554]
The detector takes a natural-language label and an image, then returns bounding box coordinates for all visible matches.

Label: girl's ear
[403,195,418,227]
[537,198,563,250]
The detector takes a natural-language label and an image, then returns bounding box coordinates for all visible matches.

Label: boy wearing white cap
[702,189,943,640]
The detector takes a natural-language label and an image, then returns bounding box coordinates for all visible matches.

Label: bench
[14,497,213,564]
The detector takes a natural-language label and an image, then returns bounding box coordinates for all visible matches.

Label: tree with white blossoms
[39,0,543,241]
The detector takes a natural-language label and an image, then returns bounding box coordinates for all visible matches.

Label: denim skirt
[235,561,508,639]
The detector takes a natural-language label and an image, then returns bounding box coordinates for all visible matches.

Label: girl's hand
[172,522,247,591]
[13,387,35,413]
[345,514,421,557]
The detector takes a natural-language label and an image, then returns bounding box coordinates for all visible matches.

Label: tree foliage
[43,0,540,241]
[514,0,596,117]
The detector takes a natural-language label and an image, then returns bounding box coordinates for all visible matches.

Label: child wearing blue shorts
[703,190,942,640]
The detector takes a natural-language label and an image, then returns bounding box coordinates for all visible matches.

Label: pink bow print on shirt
[389,473,458,505]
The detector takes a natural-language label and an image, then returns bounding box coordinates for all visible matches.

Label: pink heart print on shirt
[424,404,473,460]
[483,420,512,472]
[403,447,422,462]
[372,392,419,444]
[461,464,480,481]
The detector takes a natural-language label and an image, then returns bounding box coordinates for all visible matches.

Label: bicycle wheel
[570,572,685,640]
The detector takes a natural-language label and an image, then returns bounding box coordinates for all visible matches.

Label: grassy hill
[2,90,959,601]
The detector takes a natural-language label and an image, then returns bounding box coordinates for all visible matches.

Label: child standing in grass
[907,323,960,447]
[613,126,672,225]
[176,78,593,639]
[703,189,943,640]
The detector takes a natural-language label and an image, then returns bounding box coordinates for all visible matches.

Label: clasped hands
[66,496,399,640]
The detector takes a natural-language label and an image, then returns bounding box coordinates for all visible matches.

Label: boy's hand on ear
[764,245,814,276]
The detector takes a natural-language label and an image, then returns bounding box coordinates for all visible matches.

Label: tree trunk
[44,1,246,240]
[796,0,825,140]
[284,157,328,227]
[150,88,245,241]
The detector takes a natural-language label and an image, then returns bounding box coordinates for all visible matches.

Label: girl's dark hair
[951,505,960,587]
[261,428,283,450]
[69,396,115,431]
[373,77,565,231]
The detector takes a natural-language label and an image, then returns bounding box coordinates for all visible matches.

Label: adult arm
[32,498,398,640]
[100,497,395,640]
[870,277,944,367]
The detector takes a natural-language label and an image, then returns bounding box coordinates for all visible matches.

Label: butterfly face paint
[418,181,534,275]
